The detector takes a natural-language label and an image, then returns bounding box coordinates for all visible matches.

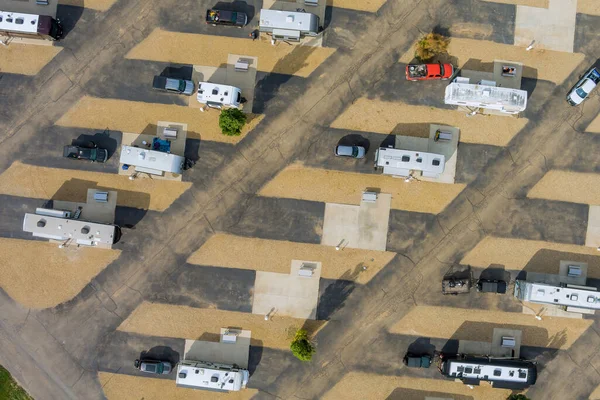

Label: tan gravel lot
[258,164,465,214]
[324,372,512,400]
[390,306,591,350]
[99,372,258,400]
[330,99,528,146]
[586,114,600,133]
[461,236,600,277]
[56,96,263,144]
[118,302,327,350]
[0,161,191,211]
[400,37,584,85]
[0,238,119,308]
[0,44,62,75]
[58,0,117,10]
[126,29,335,78]
[527,170,600,205]
[480,0,547,7]
[326,0,386,12]
[578,0,600,15]
[188,233,396,284]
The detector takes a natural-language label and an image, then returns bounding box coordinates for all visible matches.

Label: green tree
[507,394,530,400]
[219,108,247,136]
[415,33,450,62]
[290,329,315,361]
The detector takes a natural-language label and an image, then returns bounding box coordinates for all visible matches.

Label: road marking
[259,164,466,214]
[0,44,62,76]
[117,302,327,350]
[0,161,191,211]
[0,238,120,308]
[126,29,336,78]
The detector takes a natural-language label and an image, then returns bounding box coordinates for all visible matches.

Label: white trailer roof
[259,9,317,32]
[197,82,241,107]
[0,11,39,34]
[514,281,600,310]
[23,213,115,246]
[445,82,527,113]
[375,148,445,178]
[176,362,247,392]
[119,145,184,175]
[446,360,530,383]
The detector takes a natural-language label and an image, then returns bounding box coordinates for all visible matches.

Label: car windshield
[178,80,186,92]
[351,146,359,157]
[576,87,589,99]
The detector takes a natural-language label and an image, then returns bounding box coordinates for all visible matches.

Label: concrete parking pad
[390,306,591,350]
[187,233,396,284]
[324,372,511,400]
[58,0,117,11]
[514,0,577,53]
[330,99,528,146]
[0,44,62,75]
[586,206,600,248]
[56,96,263,144]
[528,170,600,205]
[126,29,335,78]
[117,302,326,350]
[258,164,466,214]
[399,37,584,85]
[99,372,258,400]
[461,236,600,277]
[0,161,191,211]
[0,238,119,308]
[321,194,391,251]
[326,0,387,12]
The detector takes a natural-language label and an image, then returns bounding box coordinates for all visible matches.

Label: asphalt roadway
[1,0,600,399]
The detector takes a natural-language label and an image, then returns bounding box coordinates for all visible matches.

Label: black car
[403,353,432,368]
[63,144,108,163]
[477,279,507,294]
[206,9,248,27]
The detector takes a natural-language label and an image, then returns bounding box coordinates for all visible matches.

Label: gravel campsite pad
[58,0,118,11]
[528,170,600,205]
[0,44,62,75]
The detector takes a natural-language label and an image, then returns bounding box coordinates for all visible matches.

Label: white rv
[197,82,242,109]
[176,360,249,392]
[259,9,319,41]
[374,147,445,179]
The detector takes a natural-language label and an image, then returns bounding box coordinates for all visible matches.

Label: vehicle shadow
[73,129,120,160]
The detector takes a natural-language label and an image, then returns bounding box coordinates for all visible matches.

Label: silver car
[134,359,172,374]
[152,76,195,96]
[335,145,366,159]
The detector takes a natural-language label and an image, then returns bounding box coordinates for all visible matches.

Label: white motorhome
[176,360,249,392]
[197,82,242,109]
[259,9,319,41]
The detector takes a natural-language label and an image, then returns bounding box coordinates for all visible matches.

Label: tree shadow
[316,277,356,320]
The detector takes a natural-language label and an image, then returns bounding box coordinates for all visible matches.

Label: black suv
[477,279,507,294]
[206,9,248,27]
[63,143,108,163]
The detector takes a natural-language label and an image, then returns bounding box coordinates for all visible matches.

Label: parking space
[187,233,396,283]
[0,161,192,211]
[126,29,336,77]
[258,164,466,214]
[0,238,120,308]
[331,98,528,146]
[117,301,326,350]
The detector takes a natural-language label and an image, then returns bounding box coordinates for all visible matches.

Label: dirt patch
[258,164,465,214]
[0,44,62,75]
[330,99,527,146]
[0,161,191,211]
[99,372,259,400]
[118,302,327,350]
[399,37,584,85]
[58,0,117,11]
[578,0,600,16]
[324,371,512,400]
[0,238,119,308]
[449,23,494,40]
[480,0,548,7]
[461,236,600,275]
[527,170,600,205]
[390,306,591,350]
[56,96,263,144]
[326,0,386,12]
[586,114,600,133]
[188,233,396,284]
[126,29,335,78]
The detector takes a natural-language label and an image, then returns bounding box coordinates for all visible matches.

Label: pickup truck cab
[206,9,248,27]
[406,63,454,81]
[403,353,432,368]
[567,67,600,106]
[477,279,507,294]
[63,144,108,163]
[152,76,195,96]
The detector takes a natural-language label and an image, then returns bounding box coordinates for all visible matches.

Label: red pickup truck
[405,63,454,81]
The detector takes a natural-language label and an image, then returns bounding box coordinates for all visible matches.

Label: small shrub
[219,108,247,136]
[290,329,315,361]
[415,33,450,62]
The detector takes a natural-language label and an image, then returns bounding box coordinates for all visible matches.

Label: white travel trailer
[197,82,243,109]
[176,360,249,392]
[374,147,445,179]
[259,9,319,41]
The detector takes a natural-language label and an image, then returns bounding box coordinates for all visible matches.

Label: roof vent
[178,372,187,379]
[37,219,46,228]
[286,15,294,22]
[81,226,90,234]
